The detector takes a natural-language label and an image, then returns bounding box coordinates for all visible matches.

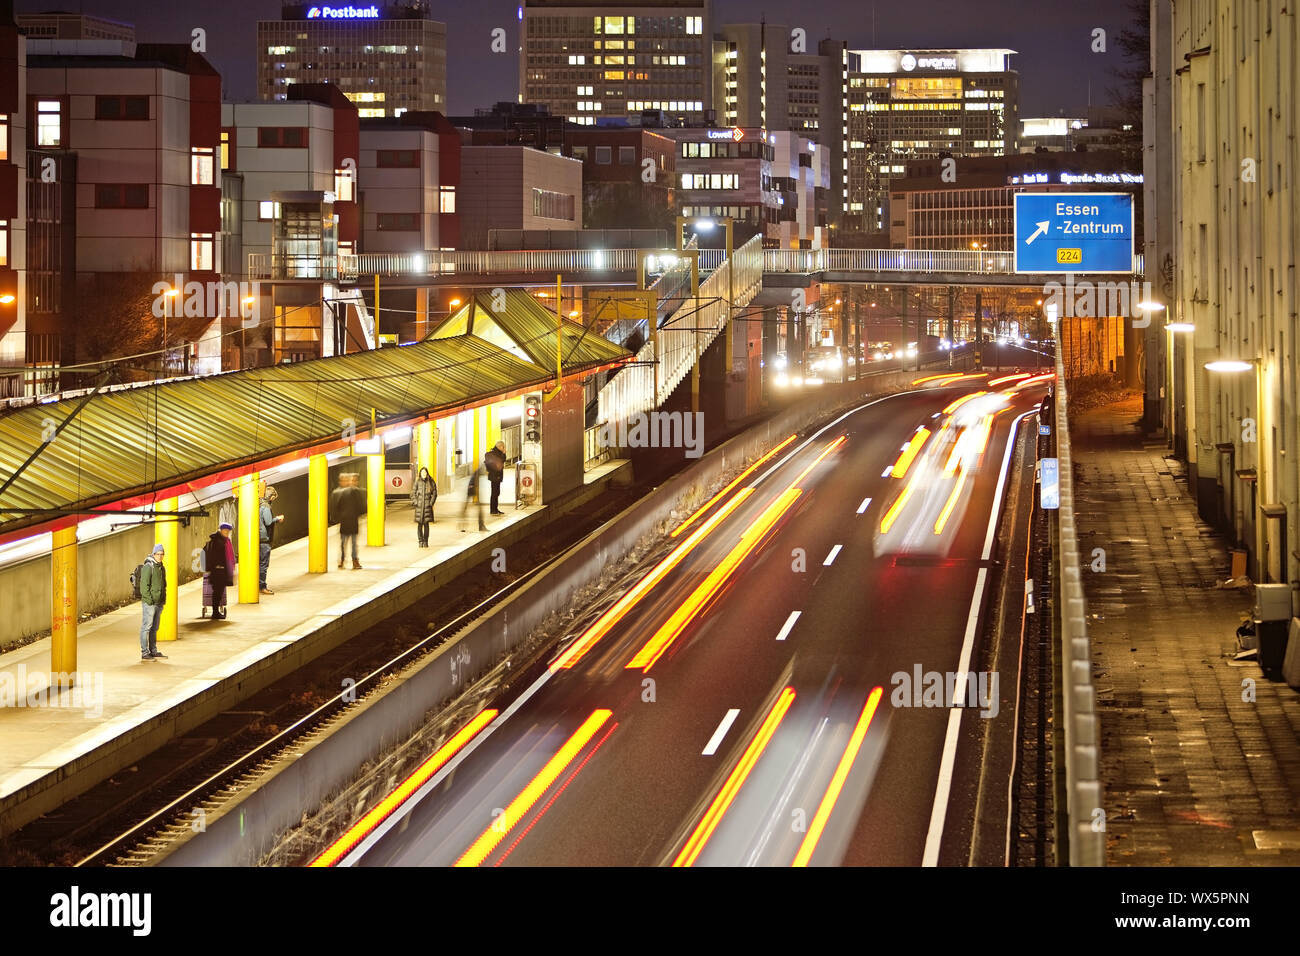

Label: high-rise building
[711,26,846,231]
[519,0,713,127]
[257,3,446,118]
[843,49,1019,234]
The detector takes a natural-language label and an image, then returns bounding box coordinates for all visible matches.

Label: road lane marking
[671,434,797,538]
[880,465,893,478]
[675,687,796,867]
[857,497,872,514]
[922,408,1032,867]
[823,544,842,566]
[702,709,741,755]
[775,611,801,642]
[455,709,613,867]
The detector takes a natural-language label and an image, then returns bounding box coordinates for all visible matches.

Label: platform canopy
[0,326,629,541]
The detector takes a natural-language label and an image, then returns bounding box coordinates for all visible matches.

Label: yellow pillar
[155,497,179,642]
[472,406,485,469]
[366,453,385,547]
[236,473,260,604]
[308,454,328,573]
[417,421,435,478]
[485,403,497,452]
[51,525,77,687]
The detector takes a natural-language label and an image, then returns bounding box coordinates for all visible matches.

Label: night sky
[16,0,1141,117]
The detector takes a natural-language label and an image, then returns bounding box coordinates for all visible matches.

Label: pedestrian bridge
[249,247,1145,289]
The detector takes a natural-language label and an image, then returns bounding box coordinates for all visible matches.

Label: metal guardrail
[249,248,1144,281]
[1052,340,1105,866]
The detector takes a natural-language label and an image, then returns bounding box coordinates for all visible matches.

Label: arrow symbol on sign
[1024,221,1049,245]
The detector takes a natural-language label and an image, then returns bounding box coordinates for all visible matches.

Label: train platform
[1072,397,1300,864]
[0,461,627,836]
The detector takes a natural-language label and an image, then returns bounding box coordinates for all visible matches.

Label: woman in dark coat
[412,467,437,547]
[203,523,236,619]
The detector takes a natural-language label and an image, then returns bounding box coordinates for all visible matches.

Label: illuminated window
[439,186,456,213]
[220,130,230,169]
[36,100,61,147]
[0,116,7,162]
[258,200,280,220]
[191,146,215,186]
[603,16,625,35]
[0,221,7,267]
[190,232,214,271]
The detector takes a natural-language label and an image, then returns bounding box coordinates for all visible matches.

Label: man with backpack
[137,543,169,661]
[259,485,284,594]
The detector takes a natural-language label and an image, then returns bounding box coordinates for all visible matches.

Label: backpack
[130,562,145,600]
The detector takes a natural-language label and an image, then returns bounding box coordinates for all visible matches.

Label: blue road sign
[1014,192,1134,274]
[1040,457,1060,510]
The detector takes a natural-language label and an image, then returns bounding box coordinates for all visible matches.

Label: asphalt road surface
[346,371,1050,867]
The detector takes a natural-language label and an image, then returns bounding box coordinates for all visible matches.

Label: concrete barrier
[152,362,965,865]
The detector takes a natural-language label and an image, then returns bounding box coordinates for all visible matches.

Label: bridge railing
[249,247,1146,281]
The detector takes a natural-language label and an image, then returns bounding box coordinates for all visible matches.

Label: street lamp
[1205,355,1268,576]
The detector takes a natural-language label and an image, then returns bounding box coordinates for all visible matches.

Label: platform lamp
[1205,355,1269,579]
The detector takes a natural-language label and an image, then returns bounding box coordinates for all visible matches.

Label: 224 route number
[1056,248,1083,264]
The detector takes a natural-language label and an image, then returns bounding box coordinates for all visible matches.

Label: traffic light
[524,394,541,444]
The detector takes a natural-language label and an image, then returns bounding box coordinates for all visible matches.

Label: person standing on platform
[203,522,235,619]
[484,441,508,516]
[138,543,168,660]
[259,485,284,593]
[412,467,437,547]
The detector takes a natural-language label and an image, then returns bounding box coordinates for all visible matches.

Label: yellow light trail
[879,480,915,534]
[890,427,931,479]
[791,686,884,867]
[551,488,755,671]
[671,434,796,538]
[911,372,963,386]
[933,464,969,535]
[789,434,847,489]
[454,709,613,867]
[674,687,797,867]
[988,372,1031,387]
[310,708,499,867]
[626,488,802,672]
[942,390,988,415]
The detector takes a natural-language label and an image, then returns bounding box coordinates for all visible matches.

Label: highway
[327,371,1051,867]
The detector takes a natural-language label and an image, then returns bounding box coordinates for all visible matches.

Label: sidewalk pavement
[1071,396,1300,864]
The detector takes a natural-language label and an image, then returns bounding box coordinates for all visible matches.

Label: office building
[257,2,446,118]
[16,11,134,43]
[358,111,461,255]
[712,26,846,217]
[888,150,1141,249]
[844,48,1019,234]
[519,0,713,127]
[0,1,24,397]
[457,144,582,250]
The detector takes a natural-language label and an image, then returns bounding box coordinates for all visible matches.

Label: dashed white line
[775,610,801,642]
[880,465,893,478]
[823,544,843,566]
[702,709,741,755]
[857,497,872,514]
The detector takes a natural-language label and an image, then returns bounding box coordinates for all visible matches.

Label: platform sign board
[1014,192,1134,274]
[1040,457,1060,510]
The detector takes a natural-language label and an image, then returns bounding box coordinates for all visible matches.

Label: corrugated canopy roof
[429,288,630,371]
[0,330,629,539]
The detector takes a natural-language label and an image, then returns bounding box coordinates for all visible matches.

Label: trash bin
[1255,584,1292,681]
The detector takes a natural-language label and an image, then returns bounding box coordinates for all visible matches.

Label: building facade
[519,0,713,127]
[0,1,24,397]
[257,2,447,118]
[457,144,583,250]
[844,48,1019,235]
[16,11,134,43]
[358,111,460,254]
[1157,0,1299,590]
